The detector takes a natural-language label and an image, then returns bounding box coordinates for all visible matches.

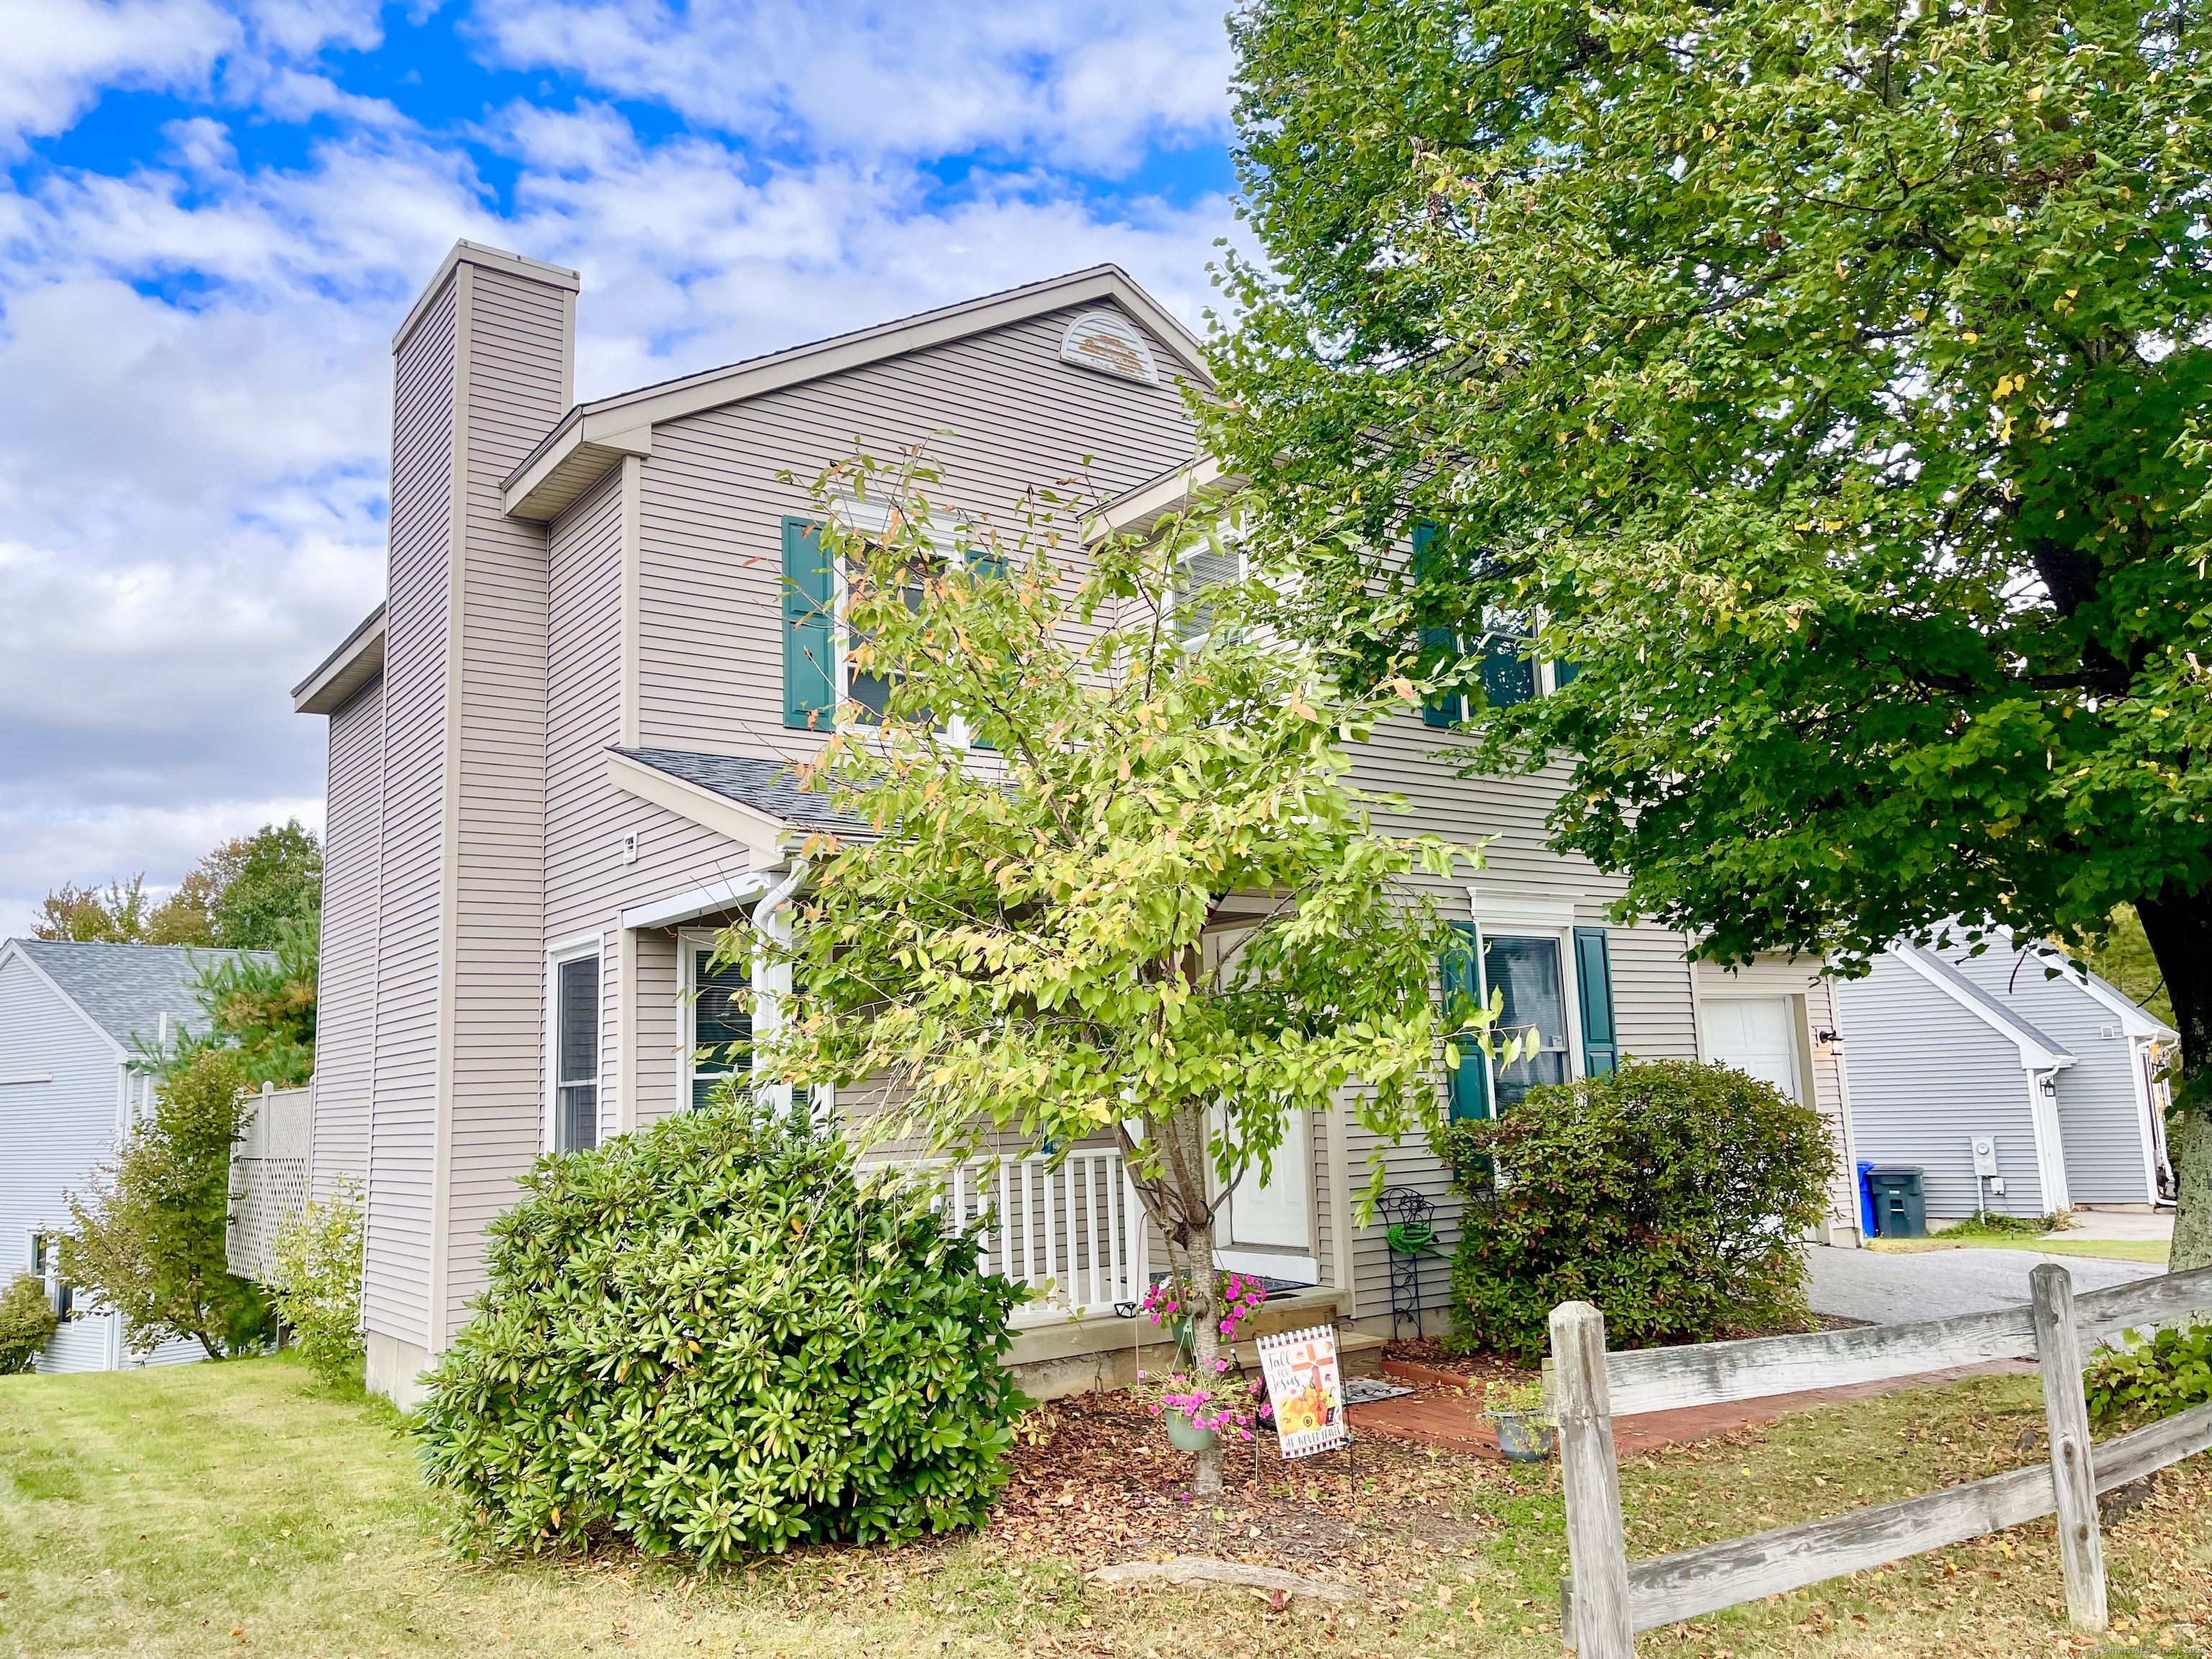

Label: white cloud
[466,0,1234,173]
[0,1,1241,929]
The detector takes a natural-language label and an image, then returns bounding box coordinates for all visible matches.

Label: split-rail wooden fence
[1552,1262,2212,1656]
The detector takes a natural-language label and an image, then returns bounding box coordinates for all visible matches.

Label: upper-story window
[782,512,1002,742]
[1411,522,1566,729]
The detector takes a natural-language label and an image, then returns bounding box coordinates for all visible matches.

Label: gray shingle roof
[5,940,274,1051]
[616,748,875,835]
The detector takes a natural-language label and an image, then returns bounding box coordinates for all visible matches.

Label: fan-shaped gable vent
[1059,310,1159,385]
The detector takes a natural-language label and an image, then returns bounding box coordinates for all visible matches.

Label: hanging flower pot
[1163,1407,1219,1452]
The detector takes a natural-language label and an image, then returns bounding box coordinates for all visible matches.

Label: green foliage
[1939,1210,2062,1239]
[62,1048,266,1360]
[198,822,323,951]
[1443,1061,1835,1362]
[35,877,156,943]
[31,820,321,955]
[1209,0,2212,1170]
[741,454,1484,1491]
[0,1273,58,1375]
[2085,1323,2212,1426]
[2077,904,2177,1030]
[415,1100,1027,1561]
[266,1179,364,1385]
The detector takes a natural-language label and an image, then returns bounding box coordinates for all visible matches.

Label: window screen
[555,953,600,1152]
[691,948,752,1112]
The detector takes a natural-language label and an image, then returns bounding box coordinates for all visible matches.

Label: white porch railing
[881,1148,1153,1326]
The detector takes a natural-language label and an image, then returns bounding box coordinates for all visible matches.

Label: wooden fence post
[2030,1262,2108,1632]
[1552,1300,1635,1658]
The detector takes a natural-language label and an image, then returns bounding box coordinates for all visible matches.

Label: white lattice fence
[227,1084,313,1282]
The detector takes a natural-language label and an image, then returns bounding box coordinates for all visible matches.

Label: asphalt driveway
[1805,1244,2158,1325]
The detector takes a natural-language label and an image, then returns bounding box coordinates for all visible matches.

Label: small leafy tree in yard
[740,454,1480,1494]
[415,1100,1025,1559]
[63,1048,265,1359]
[266,1179,364,1384]
[1442,1061,1833,1362]
[0,1273,58,1374]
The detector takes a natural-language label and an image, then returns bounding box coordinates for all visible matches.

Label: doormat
[1340,1376,1413,1405]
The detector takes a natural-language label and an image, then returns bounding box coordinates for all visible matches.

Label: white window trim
[820,506,982,747]
[1471,918,1586,1096]
[546,932,605,1154]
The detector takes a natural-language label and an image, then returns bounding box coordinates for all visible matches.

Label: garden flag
[1256,1325,1347,1458]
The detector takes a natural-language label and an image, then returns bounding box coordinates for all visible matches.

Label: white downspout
[750,854,811,1119]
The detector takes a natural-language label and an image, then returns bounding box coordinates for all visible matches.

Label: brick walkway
[1348,1357,2039,1460]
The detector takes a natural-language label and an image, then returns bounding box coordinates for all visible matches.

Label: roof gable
[504,266,1208,523]
[1887,943,2074,1069]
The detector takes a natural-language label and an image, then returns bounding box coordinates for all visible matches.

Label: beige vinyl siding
[440,262,568,1337]
[1946,947,2157,1208]
[312,675,382,1201]
[369,277,458,1351]
[1836,954,2051,1218]
[1331,709,1705,1321]
[634,304,1196,756]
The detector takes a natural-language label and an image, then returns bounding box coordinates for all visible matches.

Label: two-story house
[293,241,1857,1405]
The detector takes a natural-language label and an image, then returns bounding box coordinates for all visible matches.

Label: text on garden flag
[1256,1324,1346,1458]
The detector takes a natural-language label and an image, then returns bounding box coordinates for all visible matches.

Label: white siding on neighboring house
[313,675,382,1202]
[0,951,122,1371]
[0,947,207,1372]
[1947,945,2161,1208]
[1836,953,2054,1218]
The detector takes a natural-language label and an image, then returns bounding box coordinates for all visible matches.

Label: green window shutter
[782,517,835,730]
[1574,926,1617,1076]
[1441,921,1491,1120]
[966,545,1010,582]
[1411,523,1462,728]
[1550,657,1580,688]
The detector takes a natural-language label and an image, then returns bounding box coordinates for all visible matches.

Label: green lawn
[4,1351,2210,1658]
[1872,1236,2171,1265]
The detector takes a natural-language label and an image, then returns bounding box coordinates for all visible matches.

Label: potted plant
[1483,1376,1556,1462]
[1133,1357,1269,1452]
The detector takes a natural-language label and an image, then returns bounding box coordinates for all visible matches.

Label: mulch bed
[979,1390,1532,1570]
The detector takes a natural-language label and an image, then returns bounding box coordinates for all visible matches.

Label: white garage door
[1704,997,1802,1102]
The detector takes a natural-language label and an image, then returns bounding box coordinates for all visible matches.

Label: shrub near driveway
[1443,1059,1833,1361]
[415,1101,1026,1561]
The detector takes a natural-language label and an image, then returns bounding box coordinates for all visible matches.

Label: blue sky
[0,0,1242,928]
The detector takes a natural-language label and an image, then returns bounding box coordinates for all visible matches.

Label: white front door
[1223,1110,1312,1260]
[1704,997,1802,1102]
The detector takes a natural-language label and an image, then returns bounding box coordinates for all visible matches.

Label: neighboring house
[294,240,1858,1406]
[0,938,264,1372]
[1837,935,2177,1222]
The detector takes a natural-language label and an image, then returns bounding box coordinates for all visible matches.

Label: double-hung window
[552,948,601,1153]
[1439,921,1618,1120]
[30,1230,70,1318]
[782,512,1001,737]
[685,935,752,1112]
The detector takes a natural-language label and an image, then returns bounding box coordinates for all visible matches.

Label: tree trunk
[2137,885,2212,1269]
[1147,1098,1226,1496]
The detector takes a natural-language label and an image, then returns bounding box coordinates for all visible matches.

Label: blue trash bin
[1857,1160,1879,1239]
